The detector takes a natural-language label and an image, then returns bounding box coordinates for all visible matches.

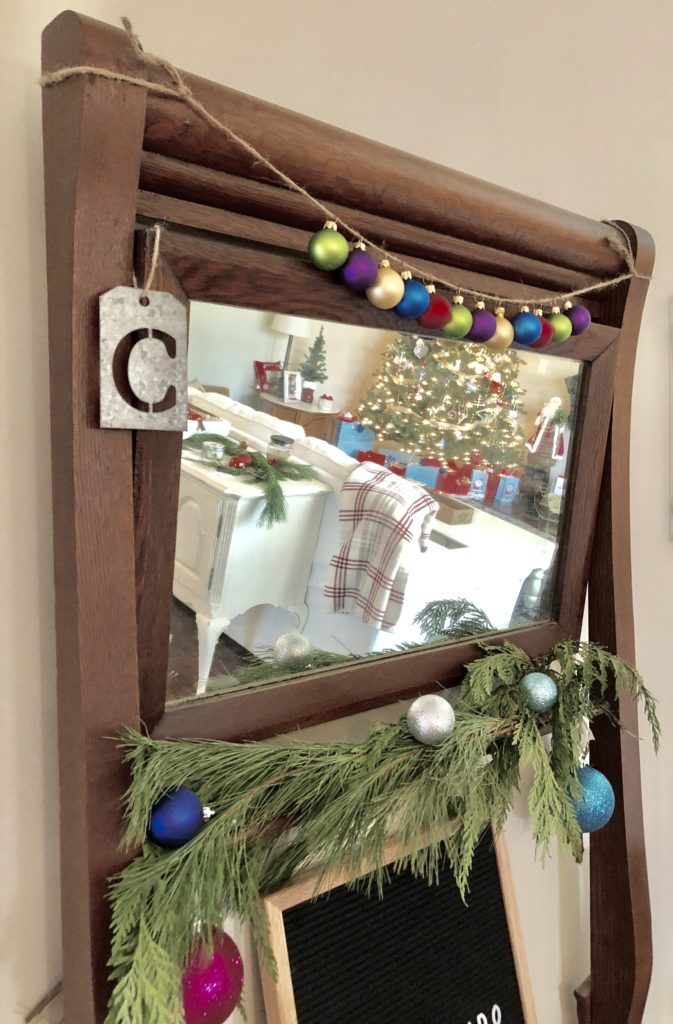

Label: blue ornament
[573,765,615,833]
[512,310,543,346]
[395,279,431,319]
[149,787,204,848]
[520,671,558,712]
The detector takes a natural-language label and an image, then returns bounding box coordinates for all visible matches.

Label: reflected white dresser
[174,459,330,691]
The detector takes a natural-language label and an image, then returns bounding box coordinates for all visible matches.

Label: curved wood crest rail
[41,11,654,1024]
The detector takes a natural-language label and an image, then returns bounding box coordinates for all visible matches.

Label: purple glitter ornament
[466,308,497,343]
[566,304,592,335]
[183,933,244,1024]
[341,249,379,290]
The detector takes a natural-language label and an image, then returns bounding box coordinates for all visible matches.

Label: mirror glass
[167,302,583,705]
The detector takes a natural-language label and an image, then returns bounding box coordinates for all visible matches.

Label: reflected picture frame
[254,359,283,394]
[283,369,302,402]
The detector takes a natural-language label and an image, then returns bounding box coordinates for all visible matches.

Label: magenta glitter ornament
[341,249,379,290]
[566,304,592,335]
[183,933,244,1024]
[466,308,497,342]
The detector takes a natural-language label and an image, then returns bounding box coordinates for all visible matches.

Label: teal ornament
[573,765,615,833]
[442,301,473,340]
[520,671,558,712]
[149,787,204,848]
[308,225,350,271]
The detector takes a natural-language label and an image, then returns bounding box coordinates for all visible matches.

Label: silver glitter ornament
[520,671,558,713]
[272,632,313,670]
[407,694,455,746]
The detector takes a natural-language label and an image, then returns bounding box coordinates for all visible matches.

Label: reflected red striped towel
[324,462,438,630]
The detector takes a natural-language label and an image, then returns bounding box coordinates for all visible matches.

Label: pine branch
[107,640,660,1024]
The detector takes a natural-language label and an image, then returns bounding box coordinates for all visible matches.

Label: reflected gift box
[406,463,439,488]
[468,469,489,501]
[495,474,520,503]
[334,417,375,457]
[435,462,473,496]
[356,449,386,466]
[485,469,521,505]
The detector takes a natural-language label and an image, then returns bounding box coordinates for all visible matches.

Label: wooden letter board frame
[41,11,654,1024]
[259,833,537,1024]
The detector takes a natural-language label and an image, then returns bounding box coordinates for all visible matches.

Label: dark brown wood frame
[41,11,654,1024]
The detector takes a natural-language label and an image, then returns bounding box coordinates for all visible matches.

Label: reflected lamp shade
[270,314,314,339]
[271,314,314,370]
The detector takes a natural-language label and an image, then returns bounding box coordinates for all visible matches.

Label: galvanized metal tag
[99,285,187,430]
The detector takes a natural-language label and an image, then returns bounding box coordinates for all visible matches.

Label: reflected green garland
[105,640,659,1024]
[182,433,318,528]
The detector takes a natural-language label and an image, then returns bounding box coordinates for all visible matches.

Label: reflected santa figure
[525,396,565,460]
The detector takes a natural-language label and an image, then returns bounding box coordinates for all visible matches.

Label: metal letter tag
[99,285,188,430]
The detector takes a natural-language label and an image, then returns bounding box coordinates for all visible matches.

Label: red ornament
[183,932,244,1024]
[417,293,452,330]
[228,453,253,469]
[187,409,204,421]
[530,314,554,349]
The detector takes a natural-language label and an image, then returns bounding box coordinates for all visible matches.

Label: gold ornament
[485,306,514,350]
[366,259,405,309]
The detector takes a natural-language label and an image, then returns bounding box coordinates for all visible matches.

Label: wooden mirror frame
[42,11,654,1024]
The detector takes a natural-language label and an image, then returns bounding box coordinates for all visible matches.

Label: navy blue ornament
[149,787,204,848]
[395,277,431,319]
[512,309,543,346]
[573,765,615,833]
[520,671,558,712]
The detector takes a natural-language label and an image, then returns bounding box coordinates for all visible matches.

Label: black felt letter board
[282,836,525,1024]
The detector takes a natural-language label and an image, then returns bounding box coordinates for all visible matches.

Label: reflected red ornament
[183,932,244,1024]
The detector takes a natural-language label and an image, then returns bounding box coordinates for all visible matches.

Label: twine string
[40,18,650,308]
[143,223,162,294]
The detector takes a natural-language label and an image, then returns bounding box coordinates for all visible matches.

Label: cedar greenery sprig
[182,433,318,528]
[105,640,659,1024]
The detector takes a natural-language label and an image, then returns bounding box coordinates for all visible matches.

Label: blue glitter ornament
[512,309,543,346]
[395,277,431,319]
[149,787,204,848]
[520,671,558,712]
[573,765,615,833]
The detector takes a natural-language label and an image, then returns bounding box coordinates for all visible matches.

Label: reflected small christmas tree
[298,325,328,383]
[357,333,527,469]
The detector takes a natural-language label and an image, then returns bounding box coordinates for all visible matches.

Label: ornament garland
[105,640,659,1024]
[182,433,318,527]
[42,19,648,329]
[308,224,593,347]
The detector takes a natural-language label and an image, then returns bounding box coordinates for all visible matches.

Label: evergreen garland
[414,597,495,641]
[105,641,659,1024]
[182,433,318,527]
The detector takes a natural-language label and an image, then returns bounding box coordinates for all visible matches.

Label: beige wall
[3,2,672,1022]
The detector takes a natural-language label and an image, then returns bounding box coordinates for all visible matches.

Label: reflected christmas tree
[357,333,527,469]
